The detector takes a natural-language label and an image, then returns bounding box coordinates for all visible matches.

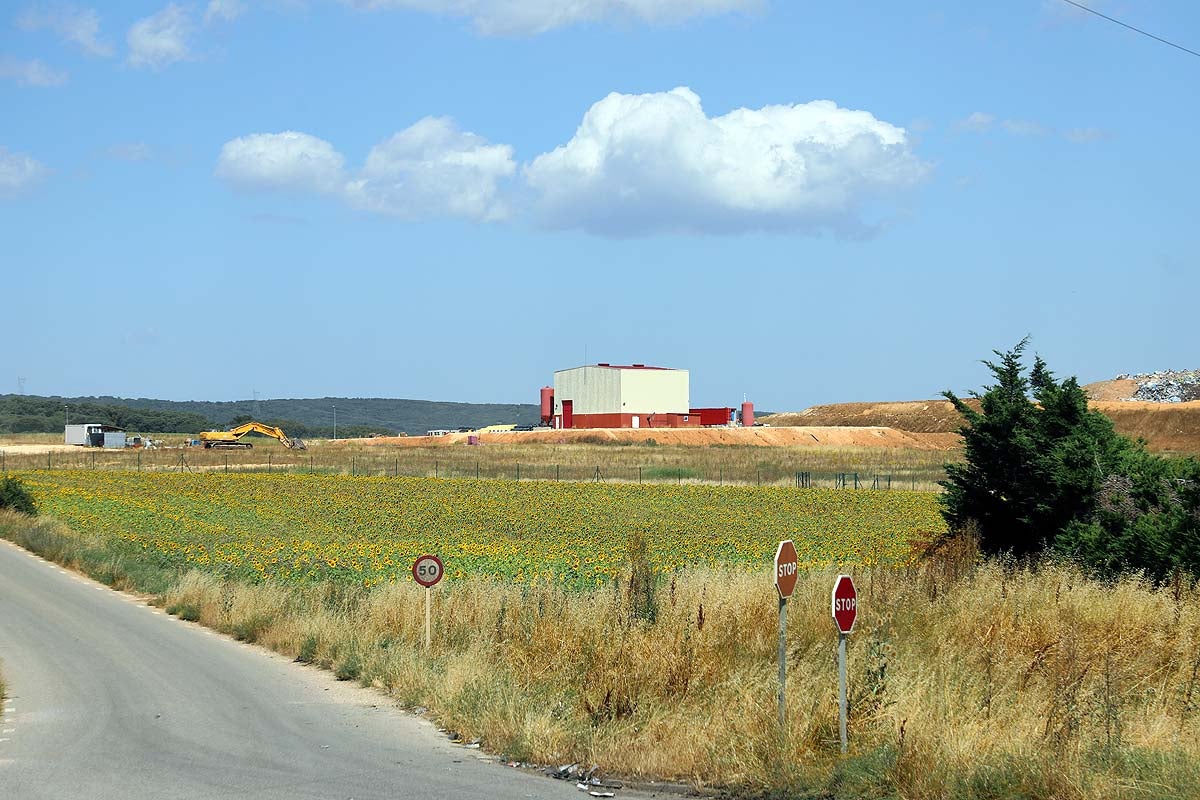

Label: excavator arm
[198,421,306,449]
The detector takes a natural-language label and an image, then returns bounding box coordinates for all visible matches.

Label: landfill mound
[761,397,1200,455]
[1120,370,1200,403]
[760,401,971,433]
[1089,401,1200,454]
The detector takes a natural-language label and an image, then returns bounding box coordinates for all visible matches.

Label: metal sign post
[412,554,444,650]
[774,540,799,730]
[831,574,858,754]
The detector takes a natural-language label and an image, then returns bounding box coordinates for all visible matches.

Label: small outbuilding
[64,423,127,448]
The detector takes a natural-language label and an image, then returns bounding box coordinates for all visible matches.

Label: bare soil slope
[355,426,962,451]
[1084,379,1139,401]
[762,399,1200,454]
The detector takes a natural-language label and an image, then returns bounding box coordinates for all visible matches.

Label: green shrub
[0,476,36,515]
[942,341,1200,581]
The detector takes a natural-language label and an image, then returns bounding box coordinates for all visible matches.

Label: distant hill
[0,394,540,436]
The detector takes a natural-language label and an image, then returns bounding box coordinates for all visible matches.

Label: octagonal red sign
[774,540,799,599]
[831,574,857,634]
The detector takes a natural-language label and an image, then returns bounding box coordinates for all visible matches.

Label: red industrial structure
[541,364,752,430]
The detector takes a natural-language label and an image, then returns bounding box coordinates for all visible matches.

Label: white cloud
[523,87,928,236]
[1064,127,1109,143]
[0,56,68,87]
[1001,119,1047,136]
[204,0,246,25]
[107,142,155,161]
[0,146,48,196]
[348,0,759,36]
[127,4,194,69]
[957,111,1108,144]
[216,131,347,194]
[954,111,995,133]
[346,117,515,221]
[216,121,516,222]
[16,5,113,57]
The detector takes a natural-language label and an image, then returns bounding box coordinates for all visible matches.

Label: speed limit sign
[412,554,444,588]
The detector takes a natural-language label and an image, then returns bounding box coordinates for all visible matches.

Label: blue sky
[2,1,1197,410]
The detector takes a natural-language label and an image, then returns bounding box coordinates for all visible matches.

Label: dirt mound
[1084,379,1139,401]
[762,398,1200,455]
[358,426,962,451]
[1090,401,1200,453]
[761,401,971,434]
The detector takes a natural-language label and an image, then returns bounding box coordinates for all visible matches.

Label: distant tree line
[0,395,212,434]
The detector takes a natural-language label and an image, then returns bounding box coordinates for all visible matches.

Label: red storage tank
[540,387,553,424]
[741,401,755,428]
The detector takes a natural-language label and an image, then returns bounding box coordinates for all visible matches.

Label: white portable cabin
[64,423,127,448]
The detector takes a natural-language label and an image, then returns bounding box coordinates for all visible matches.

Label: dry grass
[0,435,955,490]
[4,510,1198,797]
[161,543,1200,798]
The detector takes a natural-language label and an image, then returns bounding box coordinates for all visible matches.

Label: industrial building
[541,364,752,430]
[64,423,127,448]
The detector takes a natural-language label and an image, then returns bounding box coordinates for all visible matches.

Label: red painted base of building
[554,412,703,430]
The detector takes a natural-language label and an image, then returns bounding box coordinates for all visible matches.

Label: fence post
[556,464,560,481]
[478,462,481,480]
[268,454,272,474]
[516,464,520,481]
[48,452,52,470]
[226,454,229,473]
[719,466,723,486]
[137,451,141,472]
[435,460,438,479]
[638,466,642,484]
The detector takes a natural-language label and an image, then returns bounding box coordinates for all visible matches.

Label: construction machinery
[198,422,306,450]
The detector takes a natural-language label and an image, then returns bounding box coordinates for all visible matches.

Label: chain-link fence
[0,446,949,491]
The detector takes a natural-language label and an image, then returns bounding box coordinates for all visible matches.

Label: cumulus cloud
[16,5,113,57]
[216,121,516,221]
[216,131,347,194]
[346,117,516,221]
[0,146,48,196]
[127,4,194,69]
[954,111,995,133]
[523,87,928,236]
[348,0,759,35]
[0,56,68,87]
[204,0,246,25]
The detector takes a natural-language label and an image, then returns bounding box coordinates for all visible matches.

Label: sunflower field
[16,471,944,587]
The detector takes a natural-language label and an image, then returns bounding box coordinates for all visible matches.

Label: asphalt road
[0,538,592,800]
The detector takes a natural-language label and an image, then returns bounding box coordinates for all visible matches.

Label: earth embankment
[761,399,1200,454]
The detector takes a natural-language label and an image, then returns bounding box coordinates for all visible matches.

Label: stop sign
[774,540,799,599]
[831,574,857,633]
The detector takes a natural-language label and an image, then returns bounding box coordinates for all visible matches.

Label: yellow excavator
[198,421,306,450]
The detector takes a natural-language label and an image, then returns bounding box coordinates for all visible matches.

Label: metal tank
[741,401,755,428]
[540,386,554,425]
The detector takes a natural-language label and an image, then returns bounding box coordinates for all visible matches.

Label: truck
[197,422,306,450]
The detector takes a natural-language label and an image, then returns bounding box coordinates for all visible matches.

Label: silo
[540,386,554,425]
[741,401,755,428]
